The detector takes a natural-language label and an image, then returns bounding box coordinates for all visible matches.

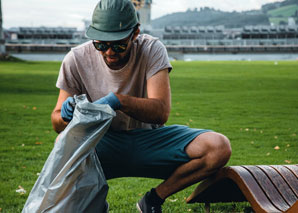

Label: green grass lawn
[269,17,289,25]
[0,60,297,212]
[267,4,298,25]
[267,4,298,17]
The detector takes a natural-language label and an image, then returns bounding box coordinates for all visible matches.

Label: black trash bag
[23,94,115,213]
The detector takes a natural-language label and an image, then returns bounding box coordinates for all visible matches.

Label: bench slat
[284,165,298,178]
[234,166,281,213]
[286,201,298,213]
[258,165,297,206]
[243,166,290,212]
[271,165,298,197]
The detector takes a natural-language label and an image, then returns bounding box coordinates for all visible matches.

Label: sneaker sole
[136,203,142,213]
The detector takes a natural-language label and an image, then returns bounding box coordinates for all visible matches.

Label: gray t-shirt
[56,34,172,130]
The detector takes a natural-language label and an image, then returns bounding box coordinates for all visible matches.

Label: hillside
[261,0,297,13]
[264,0,298,25]
[152,8,269,29]
[151,0,298,29]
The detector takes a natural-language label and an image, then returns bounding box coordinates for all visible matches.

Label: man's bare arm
[51,89,72,133]
[51,69,171,133]
[116,69,171,125]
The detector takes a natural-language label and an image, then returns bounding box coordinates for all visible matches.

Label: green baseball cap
[86,0,139,41]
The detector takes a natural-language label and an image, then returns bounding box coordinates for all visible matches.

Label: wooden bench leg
[204,203,210,213]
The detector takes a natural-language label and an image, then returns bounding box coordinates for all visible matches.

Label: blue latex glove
[93,92,122,110]
[61,97,76,122]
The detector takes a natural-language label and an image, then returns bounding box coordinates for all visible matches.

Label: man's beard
[103,51,131,70]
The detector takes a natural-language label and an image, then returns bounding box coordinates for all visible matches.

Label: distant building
[288,18,296,27]
[241,25,298,40]
[161,26,226,45]
[5,27,85,45]
[132,0,152,31]
[149,25,298,47]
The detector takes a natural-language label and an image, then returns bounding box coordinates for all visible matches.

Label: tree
[0,0,6,56]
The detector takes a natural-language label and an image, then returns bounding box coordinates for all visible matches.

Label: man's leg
[96,127,231,212]
[155,131,231,199]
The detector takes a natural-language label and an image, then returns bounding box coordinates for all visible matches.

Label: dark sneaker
[136,193,162,213]
[103,201,109,213]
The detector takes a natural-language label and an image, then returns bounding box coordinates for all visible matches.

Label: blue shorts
[95,125,211,180]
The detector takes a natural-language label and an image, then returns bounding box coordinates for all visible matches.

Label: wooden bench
[186,165,298,213]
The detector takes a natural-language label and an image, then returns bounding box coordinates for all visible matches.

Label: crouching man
[51,0,231,212]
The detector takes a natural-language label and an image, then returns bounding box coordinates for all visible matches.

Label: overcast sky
[2,0,282,29]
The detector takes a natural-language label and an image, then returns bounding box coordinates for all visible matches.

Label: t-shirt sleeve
[146,39,172,80]
[56,51,82,95]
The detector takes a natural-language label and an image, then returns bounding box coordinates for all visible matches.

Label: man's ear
[133,27,140,40]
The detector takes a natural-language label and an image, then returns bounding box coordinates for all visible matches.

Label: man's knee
[186,132,231,169]
[208,132,231,168]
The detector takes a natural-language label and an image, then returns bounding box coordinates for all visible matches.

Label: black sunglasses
[93,33,134,53]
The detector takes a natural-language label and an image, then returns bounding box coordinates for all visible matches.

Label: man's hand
[61,97,76,122]
[93,92,122,110]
